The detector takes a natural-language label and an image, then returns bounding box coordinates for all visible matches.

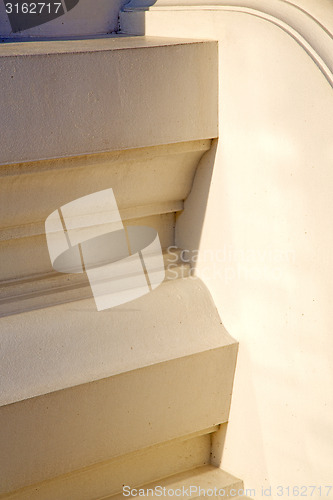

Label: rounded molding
[122,0,333,80]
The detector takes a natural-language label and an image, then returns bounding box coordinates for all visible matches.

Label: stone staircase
[0,34,247,499]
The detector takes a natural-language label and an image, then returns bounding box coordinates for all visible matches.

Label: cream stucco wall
[191,15,333,493]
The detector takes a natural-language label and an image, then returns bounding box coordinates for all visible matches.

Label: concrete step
[0,431,216,500]
[0,37,217,165]
[0,277,238,495]
[0,140,209,284]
